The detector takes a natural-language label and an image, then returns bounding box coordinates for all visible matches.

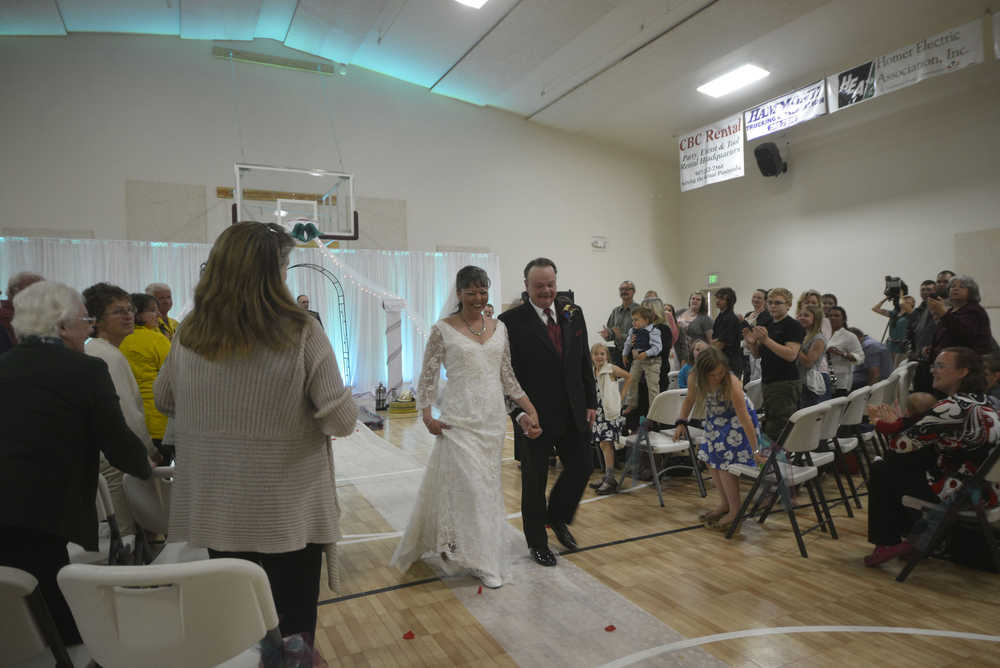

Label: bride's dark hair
[452,266,491,314]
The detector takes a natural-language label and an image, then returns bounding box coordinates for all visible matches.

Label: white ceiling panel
[180,0,262,41]
[57,0,179,35]
[254,0,297,40]
[284,0,387,64]
[433,0,624,103]
[0,0,65,35]
[351,0,520,93]
[489,0,714,114]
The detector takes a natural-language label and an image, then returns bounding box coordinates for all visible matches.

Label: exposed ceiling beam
[429,0,523,92]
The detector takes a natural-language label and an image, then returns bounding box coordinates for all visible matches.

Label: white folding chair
[68,473,129,566]
[897,445,1000,582]
[125,467,207,565]
[727,403,837,557]
[0,566,79,668]
[816,396,863,515]
[667,371,680,390]
[618,389,706,505]
[744,379,763,413]
[57,559,279,668]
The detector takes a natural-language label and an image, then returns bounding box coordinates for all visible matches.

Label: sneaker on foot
[864,542,913,567]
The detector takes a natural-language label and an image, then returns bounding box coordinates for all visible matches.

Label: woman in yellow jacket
[120,293,171,458]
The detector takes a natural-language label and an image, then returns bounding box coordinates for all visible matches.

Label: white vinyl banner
[873,18,983,96]
[828,18,984,113]
[678,114,744,192]
[744,80,826,141]
[994,12,999,60]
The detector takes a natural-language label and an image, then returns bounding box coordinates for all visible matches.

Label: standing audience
[928,275,993,361]
[742,289,770,381]
[622,307,662,414]
[589,343,630,495]
[0,271,44,355]
[743,288,804,442]
[146,282,178,340]
[601,281,639,367]
[850,327,892,389]
[796,304,829,407]
[908,280,940,392]
[83,282,158,534]
[677,291,714,354]
[826,306,864,398]
[120,293,172,462]
[797,290,832,339]
[711,287,743,379]
[641,297,675,390]
[0,281,152,646]
[154,222,357,646]
[872,293,915,367]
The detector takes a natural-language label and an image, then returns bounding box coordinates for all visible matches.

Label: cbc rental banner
[678,114,744,192]
[744,80,826,141]
[828,18,983,112]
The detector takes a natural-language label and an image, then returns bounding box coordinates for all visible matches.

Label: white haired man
[145,282,178,340]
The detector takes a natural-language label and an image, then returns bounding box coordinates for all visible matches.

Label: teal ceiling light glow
[180,2,259,41]
[58,0,180,35]
[0,0,66,35]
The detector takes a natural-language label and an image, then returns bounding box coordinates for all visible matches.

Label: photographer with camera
[908,280,940,393]
[872,276,914,367]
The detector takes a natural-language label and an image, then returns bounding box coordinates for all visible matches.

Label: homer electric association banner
[829,18,983,112]
[744,80,826,141]
[678,114,744,192]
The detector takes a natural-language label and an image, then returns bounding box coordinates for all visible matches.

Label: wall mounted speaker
[754,142,787,177]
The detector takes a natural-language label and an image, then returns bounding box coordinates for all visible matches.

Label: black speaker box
[754,142,787,177]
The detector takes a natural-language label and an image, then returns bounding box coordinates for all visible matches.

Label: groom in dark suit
[499,258,597,566]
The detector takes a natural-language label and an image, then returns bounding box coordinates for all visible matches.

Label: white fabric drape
[0,237,501,390]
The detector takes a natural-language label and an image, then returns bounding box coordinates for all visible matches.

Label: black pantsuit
[209,543,323,641]
[867,449,938,546]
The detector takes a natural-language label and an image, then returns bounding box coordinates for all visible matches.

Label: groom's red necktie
[544,308,563,357]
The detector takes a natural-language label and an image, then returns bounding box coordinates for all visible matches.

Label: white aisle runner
[332,425,725,667]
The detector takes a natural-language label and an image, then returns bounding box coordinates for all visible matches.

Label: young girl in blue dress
[674,347,760,531]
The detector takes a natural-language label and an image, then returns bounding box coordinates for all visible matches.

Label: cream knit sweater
[154,318,357,589]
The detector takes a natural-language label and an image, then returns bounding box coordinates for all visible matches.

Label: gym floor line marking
[598,626,1000,667]
[321,522,706,606]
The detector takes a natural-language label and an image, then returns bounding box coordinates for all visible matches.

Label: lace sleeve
[416,324,446,410]
[500,324,526,401]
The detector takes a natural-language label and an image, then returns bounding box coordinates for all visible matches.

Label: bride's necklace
[462,312,487,336]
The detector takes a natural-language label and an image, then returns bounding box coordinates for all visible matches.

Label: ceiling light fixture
[454,0,490,8]
[697,64,769,98]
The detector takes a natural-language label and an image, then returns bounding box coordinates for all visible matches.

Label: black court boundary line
[318,490,871,606]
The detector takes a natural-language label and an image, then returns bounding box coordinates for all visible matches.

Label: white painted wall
[677,62,1000,339]
[0,34,677,329]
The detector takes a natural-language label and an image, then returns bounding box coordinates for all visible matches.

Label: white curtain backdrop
[0,237,501,391]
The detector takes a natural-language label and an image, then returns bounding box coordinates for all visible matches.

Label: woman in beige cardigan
[154,222,357,647]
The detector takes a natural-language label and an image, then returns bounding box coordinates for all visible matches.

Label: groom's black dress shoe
[530,547,557,567]
[551,522,579,552]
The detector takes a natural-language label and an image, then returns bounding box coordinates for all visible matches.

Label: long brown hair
[690,346,733,410]
[180,222,309,359]
[798,304,824,342]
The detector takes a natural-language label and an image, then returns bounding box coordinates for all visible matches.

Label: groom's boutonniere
[561,303,578,321]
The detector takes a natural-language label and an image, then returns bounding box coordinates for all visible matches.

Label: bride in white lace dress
[391,267,539,589]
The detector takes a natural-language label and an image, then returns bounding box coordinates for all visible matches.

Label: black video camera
[884,276,907,307]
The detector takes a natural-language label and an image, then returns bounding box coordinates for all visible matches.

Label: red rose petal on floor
[605,625,616,632]
[477,586,483,594]
[402,630,415,639]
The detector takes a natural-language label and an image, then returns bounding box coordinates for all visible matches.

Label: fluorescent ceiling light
[454,0,490,8]
[697,64,769,98]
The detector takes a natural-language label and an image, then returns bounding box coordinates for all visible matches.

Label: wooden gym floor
[315,415,1000,667]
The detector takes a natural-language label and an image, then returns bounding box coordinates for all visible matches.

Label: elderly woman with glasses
[0,281,153,646]
[864,346,1000,566]
[927,275,994,362]
[83,282,159,533]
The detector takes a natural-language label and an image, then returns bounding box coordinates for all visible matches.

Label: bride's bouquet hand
[423,417,451,435]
